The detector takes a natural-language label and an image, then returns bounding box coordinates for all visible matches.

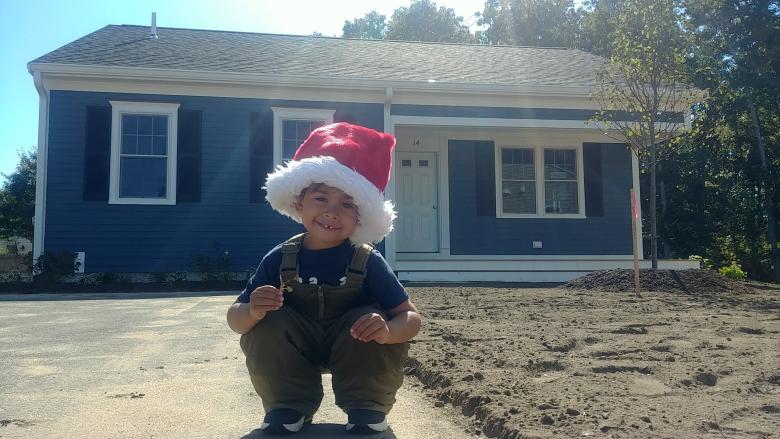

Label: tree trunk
[659,163,671,258]
[748,98,780,282]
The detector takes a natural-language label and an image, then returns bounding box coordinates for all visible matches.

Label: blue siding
[44,91,384,272]
[448,142,633,255]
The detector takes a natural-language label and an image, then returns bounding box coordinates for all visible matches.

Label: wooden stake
[631,189,642,298]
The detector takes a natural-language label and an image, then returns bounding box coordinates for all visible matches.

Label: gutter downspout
[383,87,396,269]
[32,71,49,265]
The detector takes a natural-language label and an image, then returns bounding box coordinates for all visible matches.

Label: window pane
[282,119,325,160]
[283,120,297,139]
[153,136,167,155]
[121,134,137,154]
[502,181,536,214]
[120,157,167,198]
[283,140,299,161]
[137,135,153,155]
[545,181,578,213]
[122,115,138,134]
[153,116,167,135]
[501,148,535,180]
[544,149,576,180]
[138,115,154,135]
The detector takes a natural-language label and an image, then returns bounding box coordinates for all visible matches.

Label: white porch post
[383,87,397,269]
[32,71,49,264]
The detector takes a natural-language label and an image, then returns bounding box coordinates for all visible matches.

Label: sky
[0,0,487,182]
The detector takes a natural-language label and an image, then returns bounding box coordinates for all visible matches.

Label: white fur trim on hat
[264,156,396,245]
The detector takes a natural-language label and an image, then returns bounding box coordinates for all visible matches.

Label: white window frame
[495,143,585,219]
[271,107,335,166]
[108,101,180,205]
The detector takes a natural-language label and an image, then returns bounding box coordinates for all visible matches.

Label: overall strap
[344,243,374,288]
[279,233,305,290]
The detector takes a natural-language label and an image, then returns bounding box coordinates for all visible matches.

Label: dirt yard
[403,275,780,438]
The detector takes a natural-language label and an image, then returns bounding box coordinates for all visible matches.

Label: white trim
[631,149,644,257]
[398,253,648,261]
[28,63,596,98]
[392,115,593,129]
[270,107,335,166]
[32,72,49,262]
[383,88,397,268]
[438,144,451,252]
[108,101,180,205]
[396,259,699,271]
[495,144,586,219]
[396,258,699,283]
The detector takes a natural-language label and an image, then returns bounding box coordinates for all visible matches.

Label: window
[500,148,536,214]
[271,108,336,165]
[544,149,578,214]
[496,145,584,218]
[109,101,180,205]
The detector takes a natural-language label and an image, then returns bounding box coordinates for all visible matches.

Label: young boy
[227,122,421,435]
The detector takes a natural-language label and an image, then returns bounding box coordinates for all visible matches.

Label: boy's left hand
[350,313,390,344]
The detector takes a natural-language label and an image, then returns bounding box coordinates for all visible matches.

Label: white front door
[396,152,439,253]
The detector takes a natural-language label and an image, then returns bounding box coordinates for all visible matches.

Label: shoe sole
[261,416,312,434]
[345,418,388,434]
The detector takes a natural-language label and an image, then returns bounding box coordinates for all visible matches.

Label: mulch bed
[560,269,754,295]
[0,280,246,294]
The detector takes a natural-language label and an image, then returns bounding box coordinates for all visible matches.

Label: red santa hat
[264,122,397,245]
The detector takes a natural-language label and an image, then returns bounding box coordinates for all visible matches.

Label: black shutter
[474,141,496,216]
[249,110,274,203]
[83,106,112,201]
[583,143,604,217]
[177,110,202,202]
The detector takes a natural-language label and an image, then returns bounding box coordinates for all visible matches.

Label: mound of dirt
[561,269,753,295]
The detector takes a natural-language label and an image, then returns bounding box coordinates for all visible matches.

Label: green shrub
[719,262,747,279]
[33,251,79,283]
[689,255,714,270]
[0,271,30,283]
[76,273,102,286]
[191,243,231,282]
[166,272,187,285]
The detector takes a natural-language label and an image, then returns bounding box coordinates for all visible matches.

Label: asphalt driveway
[0,292,469,438]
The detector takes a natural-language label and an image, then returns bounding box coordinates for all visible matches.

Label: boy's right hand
[248,285,283,321]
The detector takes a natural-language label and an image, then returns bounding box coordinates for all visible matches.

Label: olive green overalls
[240,234,409,417]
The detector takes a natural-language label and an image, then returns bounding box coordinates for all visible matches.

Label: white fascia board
[32,72,49,262]
[27,63,595,98]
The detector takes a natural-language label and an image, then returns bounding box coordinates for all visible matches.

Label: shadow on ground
[241,424,396,438]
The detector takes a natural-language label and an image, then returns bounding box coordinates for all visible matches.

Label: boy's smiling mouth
[315,220,342,231]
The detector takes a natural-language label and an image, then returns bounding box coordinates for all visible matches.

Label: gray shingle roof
[31,25,605,87]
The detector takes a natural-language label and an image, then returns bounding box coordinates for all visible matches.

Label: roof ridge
[112,24,576,51]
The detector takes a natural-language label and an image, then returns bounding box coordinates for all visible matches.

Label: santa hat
[263,122,397,245]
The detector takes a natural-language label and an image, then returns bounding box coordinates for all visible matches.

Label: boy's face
[294,184,359,250]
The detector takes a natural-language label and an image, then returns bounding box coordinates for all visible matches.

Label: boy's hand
[350,313,390,344]
[248,285,283,321]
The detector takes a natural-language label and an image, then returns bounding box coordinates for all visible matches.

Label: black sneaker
[260,408,311,435]
[346,408,388,434]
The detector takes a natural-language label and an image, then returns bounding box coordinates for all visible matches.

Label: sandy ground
[0,292,471,439]
[1,283,778,439]
[404,283,780,438]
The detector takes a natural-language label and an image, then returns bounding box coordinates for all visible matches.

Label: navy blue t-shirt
[237,240,409,311]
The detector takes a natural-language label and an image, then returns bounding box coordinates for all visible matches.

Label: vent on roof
[149,12,158,39]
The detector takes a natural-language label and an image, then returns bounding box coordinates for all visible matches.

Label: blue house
[28,24,696,282]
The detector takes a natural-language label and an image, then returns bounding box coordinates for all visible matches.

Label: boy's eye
[314,196,327,202]
[342,202,355,209]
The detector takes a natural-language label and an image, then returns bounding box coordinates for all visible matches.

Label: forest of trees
[341,0,780,281]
